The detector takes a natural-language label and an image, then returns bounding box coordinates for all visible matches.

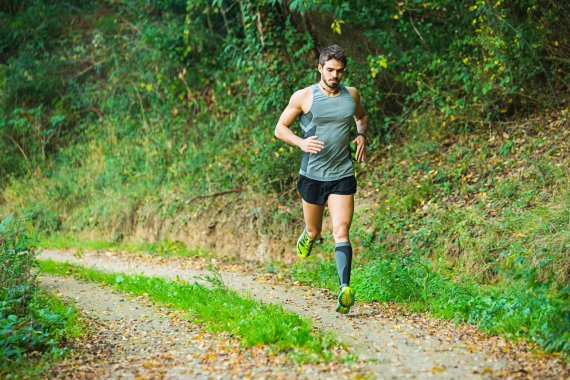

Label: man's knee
[333,224,350,241]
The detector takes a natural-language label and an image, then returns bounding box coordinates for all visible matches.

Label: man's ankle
[305,230,318,240]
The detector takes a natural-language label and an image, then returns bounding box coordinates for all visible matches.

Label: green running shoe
[335,286,356,314]
[296,227,315,258]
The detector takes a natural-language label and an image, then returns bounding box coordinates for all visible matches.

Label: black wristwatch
[357,133,367,139]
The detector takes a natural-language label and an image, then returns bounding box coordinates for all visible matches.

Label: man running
[274,45,368,314]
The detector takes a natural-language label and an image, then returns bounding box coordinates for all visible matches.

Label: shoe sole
[339,287,355,307]
[336,287,355,314]
[336,304,350,314]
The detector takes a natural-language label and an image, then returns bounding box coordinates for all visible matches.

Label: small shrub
[0,215,81,374]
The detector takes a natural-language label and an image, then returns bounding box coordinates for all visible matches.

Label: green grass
[290,253,570,356]
[38,234,212,259]
[38,259,339,362]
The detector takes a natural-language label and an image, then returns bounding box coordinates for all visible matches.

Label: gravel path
[39,249,569,379]
[39,275,367,379]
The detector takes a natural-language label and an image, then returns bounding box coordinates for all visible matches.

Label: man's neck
[319,81,340,96]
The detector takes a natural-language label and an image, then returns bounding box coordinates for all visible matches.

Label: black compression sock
[335,242,352,288]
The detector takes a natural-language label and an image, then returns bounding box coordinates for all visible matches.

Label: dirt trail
[39,275,366,379]
[39,249,568,379]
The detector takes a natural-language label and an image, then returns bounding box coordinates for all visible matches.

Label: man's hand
[299,136,325,154]
[352,135,367,163]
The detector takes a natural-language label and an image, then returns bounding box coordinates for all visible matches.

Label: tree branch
[187,187,244,203]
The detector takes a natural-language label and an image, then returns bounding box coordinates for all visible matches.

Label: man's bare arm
[274,90,324,154]
[348,87,368,163]
[351,88,369,136]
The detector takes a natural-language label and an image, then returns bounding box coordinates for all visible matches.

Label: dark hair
[319,45,347,67]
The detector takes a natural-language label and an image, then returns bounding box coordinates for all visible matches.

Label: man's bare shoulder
[345,86,360,97]
[288,86,313,113]
[290,86,312,103]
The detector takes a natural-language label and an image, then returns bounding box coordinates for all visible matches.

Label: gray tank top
[299,83,356,181]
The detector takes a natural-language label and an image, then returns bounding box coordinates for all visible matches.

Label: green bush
[0,215,81,375]
[0,215,35,297]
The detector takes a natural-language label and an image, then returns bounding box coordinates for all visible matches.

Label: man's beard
[325,78,339,89]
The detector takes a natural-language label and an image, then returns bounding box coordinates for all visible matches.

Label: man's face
[318,58,345,89]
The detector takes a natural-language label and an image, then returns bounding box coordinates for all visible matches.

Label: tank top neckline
[313,83,347,98]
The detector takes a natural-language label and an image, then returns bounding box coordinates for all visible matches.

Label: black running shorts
[297,175,357,205]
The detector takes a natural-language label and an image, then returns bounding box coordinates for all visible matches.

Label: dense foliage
[1,0,569,186]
